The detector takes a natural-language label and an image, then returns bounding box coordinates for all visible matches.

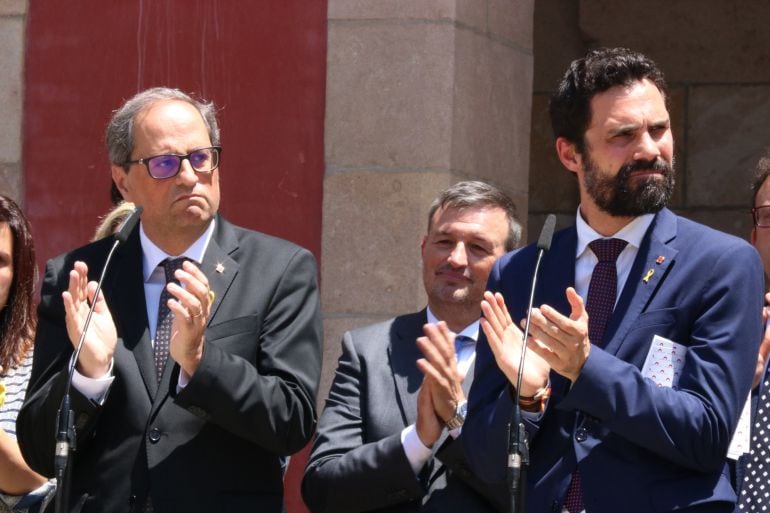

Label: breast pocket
[205,315,260,357]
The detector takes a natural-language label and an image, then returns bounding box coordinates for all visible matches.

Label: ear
[555,137,583,175]
[111,165,132,202]
[420,235,427,257]
[752,227,758,246]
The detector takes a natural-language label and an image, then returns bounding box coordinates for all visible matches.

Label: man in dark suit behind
[302,180,519,513]
[18,87,322,513]
[465,47,764,513]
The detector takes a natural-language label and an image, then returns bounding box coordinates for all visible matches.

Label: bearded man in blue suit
[464,47,764,513]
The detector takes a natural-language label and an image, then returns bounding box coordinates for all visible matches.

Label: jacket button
[148,428,162,443]
[575,427,588,442]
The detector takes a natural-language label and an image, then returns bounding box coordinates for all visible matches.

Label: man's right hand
[62,261,117,378]
[480,291,550,397]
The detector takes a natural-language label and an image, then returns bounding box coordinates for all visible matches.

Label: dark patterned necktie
[563,238,628,513]
[153,257,186,382]
[740,376,770,510]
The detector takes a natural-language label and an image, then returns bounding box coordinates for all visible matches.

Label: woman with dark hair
[0,195,53,512]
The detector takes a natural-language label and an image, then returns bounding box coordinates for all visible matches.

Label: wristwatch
[445,400,467,430]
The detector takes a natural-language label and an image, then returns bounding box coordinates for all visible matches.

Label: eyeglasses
[752,205,770,227]
[124,146,221,180]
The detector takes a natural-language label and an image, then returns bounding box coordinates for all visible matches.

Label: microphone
[114,205,142,243]
[508,214,556,513]
[54,205,142,513]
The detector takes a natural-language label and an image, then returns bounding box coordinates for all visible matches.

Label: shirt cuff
[71,358,115,404]
[401,424,433,476]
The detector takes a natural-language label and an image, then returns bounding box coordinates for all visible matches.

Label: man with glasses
[17,87,322,513]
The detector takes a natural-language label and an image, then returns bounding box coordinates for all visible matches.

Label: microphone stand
[509,214,555,513]
[54,206,142,513]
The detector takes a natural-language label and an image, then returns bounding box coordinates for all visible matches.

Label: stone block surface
[0,17,23,163]
[687,85,770,208]
[0,162,21,204]
[321,171,453,315]
[0,0,26,16]
[532,0,584,92]
[579,0,770,83]
[326,21,454,170]
[451,28,532,198]
[528,93,578,214]
[455,0,487,33]
[488,0,534,51]
[329,0,455,21]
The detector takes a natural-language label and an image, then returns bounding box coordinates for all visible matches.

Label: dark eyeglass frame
[124,146,222,180]
[752,205,770,227]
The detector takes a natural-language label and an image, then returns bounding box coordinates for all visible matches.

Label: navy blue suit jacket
[464,209,764,513]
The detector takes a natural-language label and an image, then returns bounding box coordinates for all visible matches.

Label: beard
[582,153,675,217]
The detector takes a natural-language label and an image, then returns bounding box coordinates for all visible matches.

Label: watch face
[458,401,467,418]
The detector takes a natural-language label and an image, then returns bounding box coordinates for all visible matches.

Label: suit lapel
[604,209,678,356]
[388,312,427,426]
[199,226,238,327]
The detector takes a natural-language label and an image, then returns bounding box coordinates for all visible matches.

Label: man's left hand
[526,287,590,383]
[167,260,214,377]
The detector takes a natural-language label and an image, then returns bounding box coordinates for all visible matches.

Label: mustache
[618,158,672,178]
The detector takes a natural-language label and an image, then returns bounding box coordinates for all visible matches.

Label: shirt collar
[140,219,216,282]
[575,206,654,259]
[426,306,480,341]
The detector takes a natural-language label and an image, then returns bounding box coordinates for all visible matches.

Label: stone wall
[321,0,535,400]
[528,0,770,242]
[0,0,25,203]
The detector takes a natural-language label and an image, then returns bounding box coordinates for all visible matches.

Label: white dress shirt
[574,207,654,306]
[401,307,478,475]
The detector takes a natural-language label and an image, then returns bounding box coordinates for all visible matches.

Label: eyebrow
[607,119,670,136]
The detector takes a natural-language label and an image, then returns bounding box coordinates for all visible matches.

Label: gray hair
[427,180,522,252]
[105,87,220,166]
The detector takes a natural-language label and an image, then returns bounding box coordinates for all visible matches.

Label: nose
[447,242,468,267]
[175,158,198,186]
[634,131,661,162]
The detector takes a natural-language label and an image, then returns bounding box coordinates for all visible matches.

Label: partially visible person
[465,47,763,513]
[91,200,136,241]
[303,181,519,512]
[737,161,770,510]
[0,195,54,513]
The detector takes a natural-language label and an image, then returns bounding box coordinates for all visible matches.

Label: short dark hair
[550,47,667,153]
[0,195,36,371]
[105,87,220,167]
[752,153,770,207]
[427,180,522,252]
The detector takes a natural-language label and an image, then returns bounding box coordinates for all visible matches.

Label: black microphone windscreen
[114,206,143,243]
[536,214,556,251]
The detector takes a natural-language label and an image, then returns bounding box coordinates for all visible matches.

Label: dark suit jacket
[464,209,764,513]
[18,216,322,513]
[302,311,507,513]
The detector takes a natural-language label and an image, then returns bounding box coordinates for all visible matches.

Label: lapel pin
[656,255,665,265]
[643,269,655,283]
[215,262,225,274]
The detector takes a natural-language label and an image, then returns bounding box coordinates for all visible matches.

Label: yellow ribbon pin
[643,269,655,283]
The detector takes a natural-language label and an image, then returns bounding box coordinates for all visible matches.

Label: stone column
[321,0,534,399]
[0,0,26,203]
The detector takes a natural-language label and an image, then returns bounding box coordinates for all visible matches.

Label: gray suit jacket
[302,311,507,513]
